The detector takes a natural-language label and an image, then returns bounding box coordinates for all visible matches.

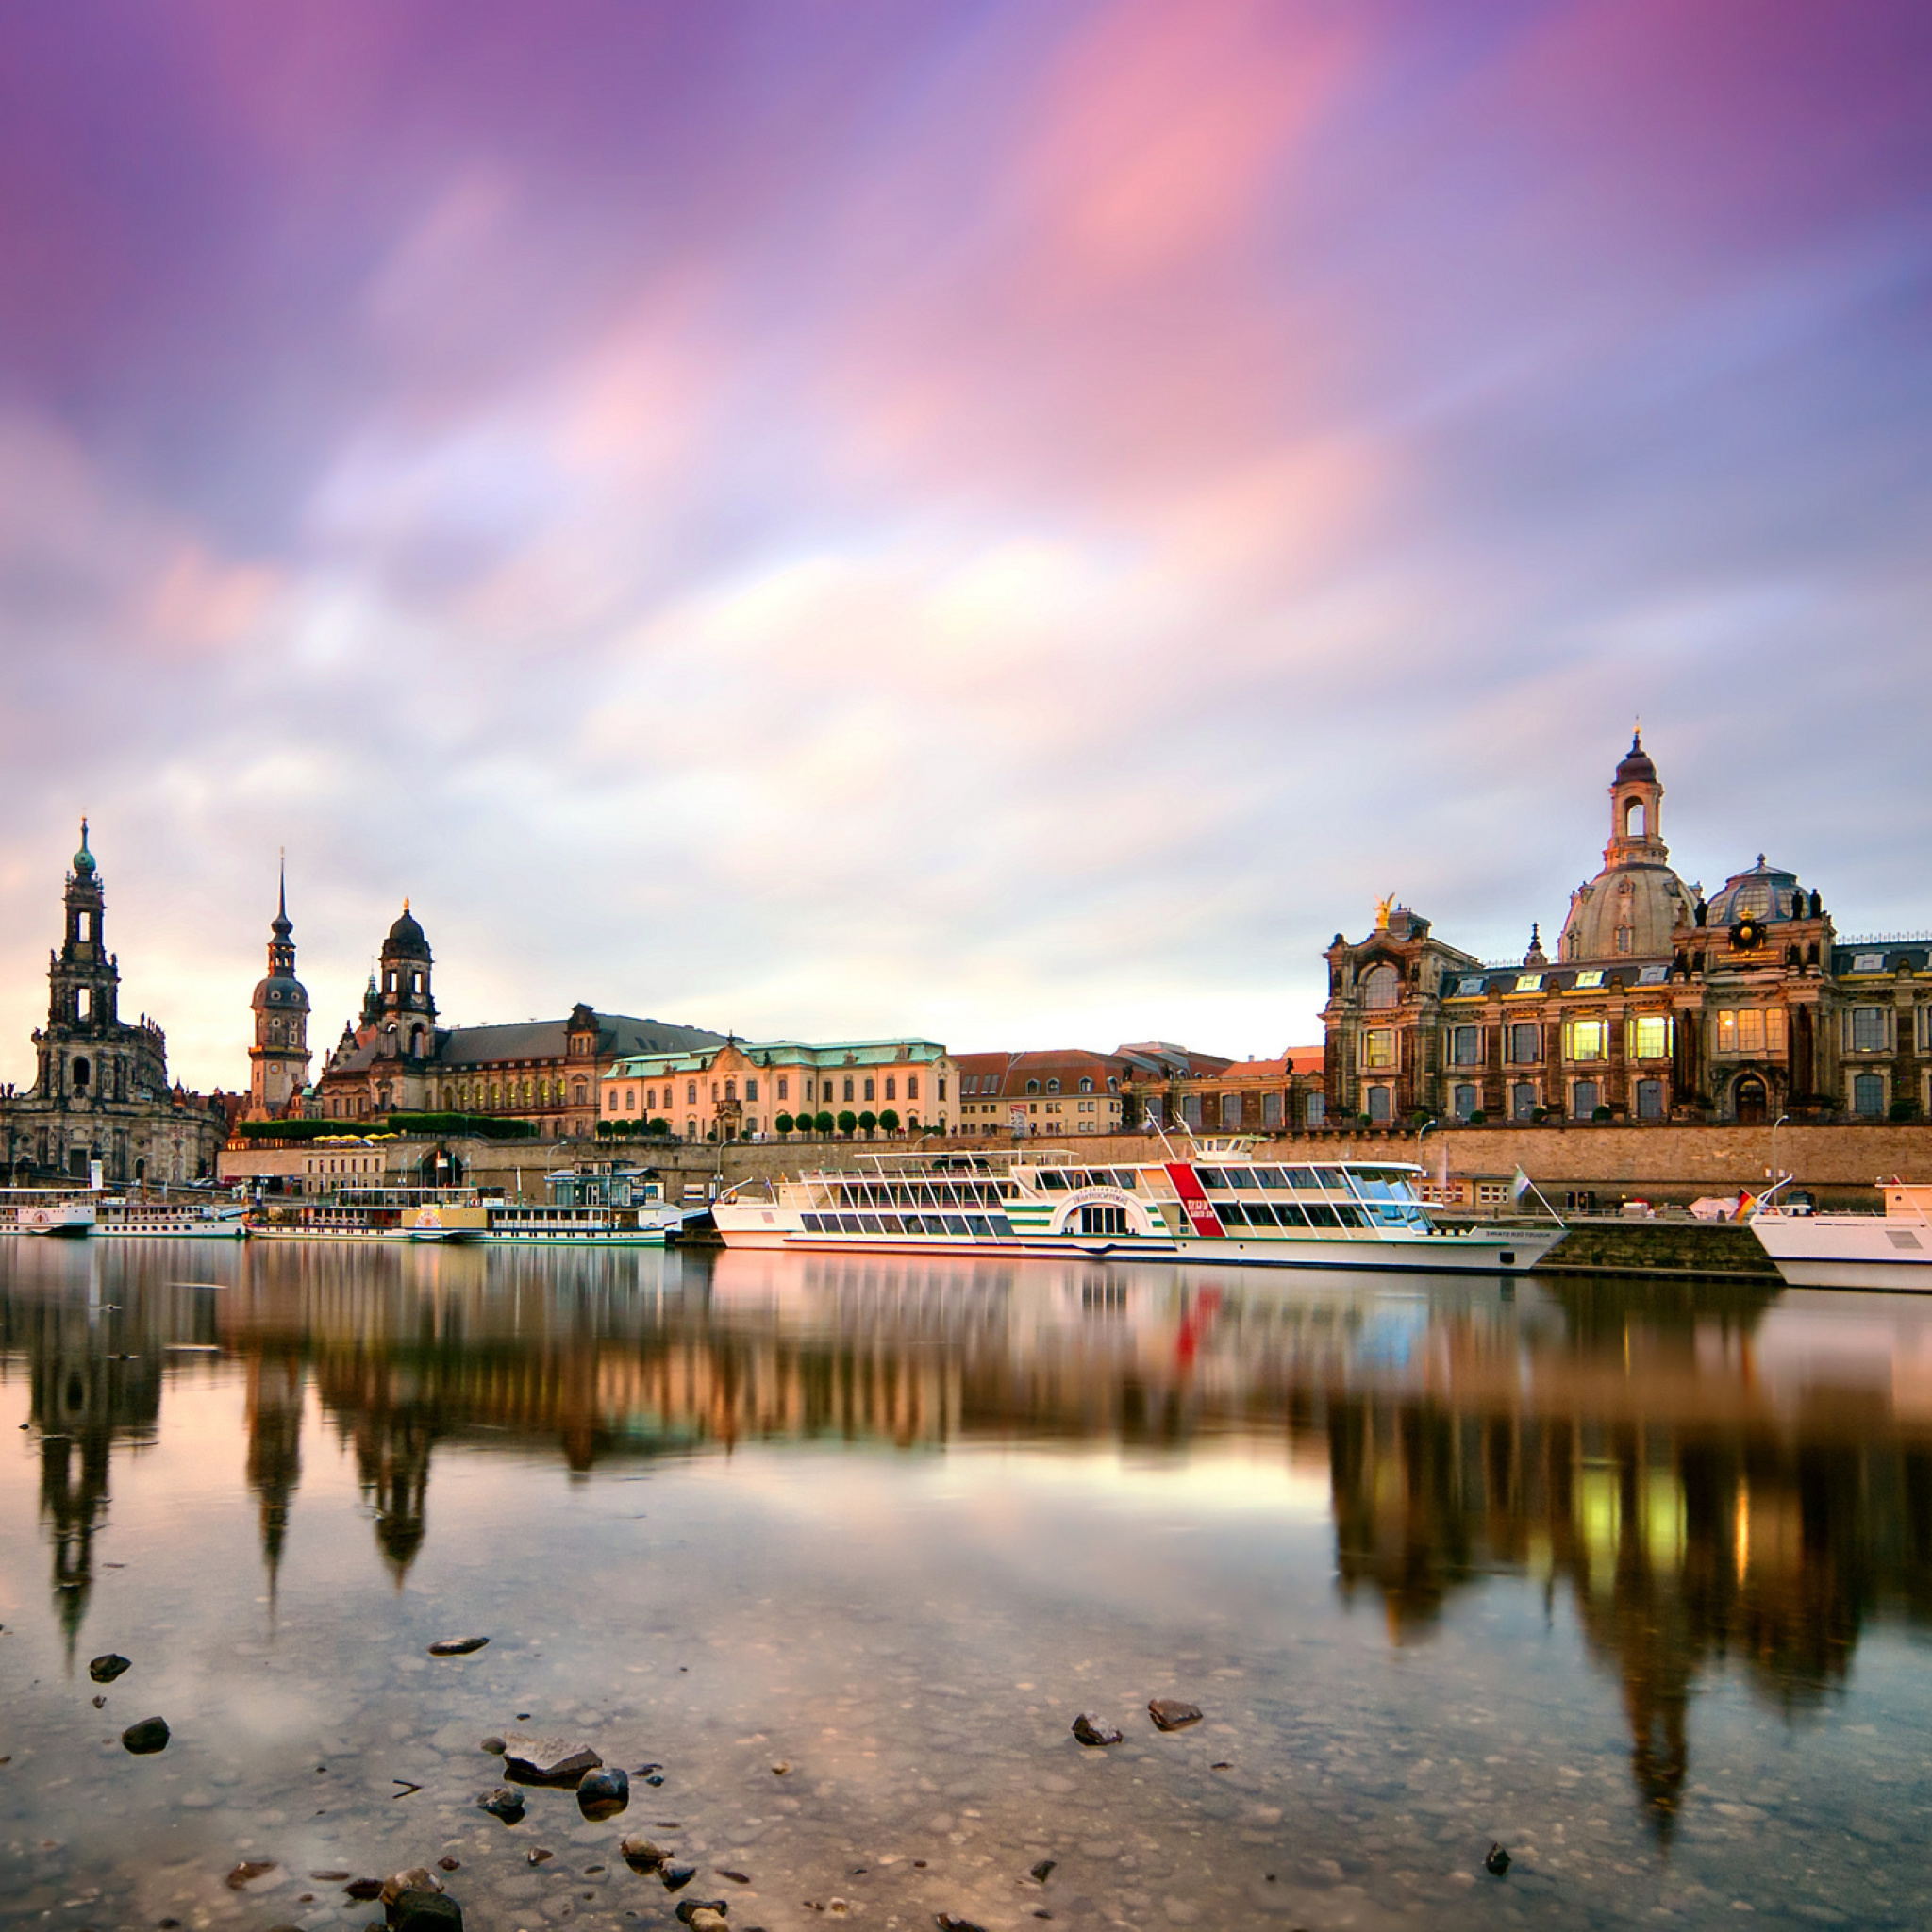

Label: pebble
[502,1733,603,1785]
[1030,1860,1057,1884]
[479,1738,507,1755]
[662,1863,699,1891]
[1071,1716,1122,1748]
[1485,1843,1511,1876]
[576,1766,630,1821]
[120,1717,169,1755]
[382,1869,445,1904]
[621,1836,670,1874]
[391,1895,464,1932]
[1147,1700,1203,1732]
[343,1878,386,1900]
[477,1786,526,1824]
[225,1860,277,1890]
[88,1655,132,1684]
[91,1695,105,1709]
[935,1917,989,1932]
[427,1636,491,1657]
[676,1898,730,1923]
[528,1847,554,1867]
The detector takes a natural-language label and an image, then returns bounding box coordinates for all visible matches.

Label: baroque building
[312,901,724,1140]
[0,824,226,1185]
[245,867,311,1120]
[1321,735,1926,1127]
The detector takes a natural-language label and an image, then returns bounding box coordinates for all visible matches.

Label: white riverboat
[408,1200,687,1245]
[94,1197,248,1240]
[1750,1182,1932,1291]
[711,1142,1564,1274]
[3,1193,97,1237]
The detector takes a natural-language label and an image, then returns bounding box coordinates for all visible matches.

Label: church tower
[38,821,144,1107]
[1558,732,1692,962]
[247,864,311,1119]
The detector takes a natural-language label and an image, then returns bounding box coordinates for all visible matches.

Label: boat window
[803,1214,823,1232]
[838,1214,863,1234]
[1041,1171,1069,1189]
[990,1214,1015,1237]
[1312,1168,1347,1190]
[1224,1167,1257,1189]
[1194,1168,1224,1189]
[947,1216,972,1236]
[1218,1200,1248,1225]
[1304,1203,1341,1228]
[1333,1202,1366,1227]
[967,1215,991,1237]
[1252,1167,1286,1188]
[1274,1201,1309,1227]
[1245,1201,1281,1227]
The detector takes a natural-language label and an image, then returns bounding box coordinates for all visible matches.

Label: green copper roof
[73,819,95,875]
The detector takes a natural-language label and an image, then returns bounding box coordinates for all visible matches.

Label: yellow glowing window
[1631,1015,1671,1060]
[1361,1029,1396,1070]
[1567,1020,1607,1062]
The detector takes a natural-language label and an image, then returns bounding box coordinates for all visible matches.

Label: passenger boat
[94,1198,248,1240]
[2,1193,97,1237]
[1750,1182,1932,1291]
[711,1142,1564,1274]
[408,1201,686,1245]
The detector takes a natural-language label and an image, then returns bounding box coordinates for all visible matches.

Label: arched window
[1624,799,1645,839]
[863,1077,874,1102]
[1046,1077,1060,1093]
[1360,964,1401,1009]
[573,1079,588,1107]
[688,1081,698,1104]
[884,1076,896,1101]
[724,1078,737,1101]
[1078,1077,1092,1092]
[906,1075,919,1100]
[625,1088,637,1111]
[1025,1078,1040,1093]
[72,1057,90,1092]
[75,988,91,1020]
[76,911,91,941]
[843,1077,855,1103]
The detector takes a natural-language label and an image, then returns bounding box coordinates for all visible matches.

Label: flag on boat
[1731,1188,1757,1222]
[1510,1166,1533,1203]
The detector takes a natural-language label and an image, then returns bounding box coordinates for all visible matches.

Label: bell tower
[40,821,125,1104]
[377,901,437,1060]
[247,862,311,1119]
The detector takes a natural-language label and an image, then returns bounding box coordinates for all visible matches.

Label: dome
[1705,858,1804,928]
[73,819,96,876]
[384,900,431,959]
[1560,864,1690,962]
[1614,729,1657,786]
[251,973,309,1014]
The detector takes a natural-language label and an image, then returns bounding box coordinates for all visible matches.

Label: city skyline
[3,3,1929,1093]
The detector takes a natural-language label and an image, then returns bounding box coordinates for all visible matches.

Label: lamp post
[1770,1111,1790,1194]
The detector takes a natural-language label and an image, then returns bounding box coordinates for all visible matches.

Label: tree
[647,1117,672,1137]
[858,1110,878,1137]
[837,1109,858,1136]
[814,1110,835,1134]
[878,1108,900,1134]
[774,1112,795,1136]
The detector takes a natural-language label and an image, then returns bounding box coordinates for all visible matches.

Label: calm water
[5,1241,1932,1932]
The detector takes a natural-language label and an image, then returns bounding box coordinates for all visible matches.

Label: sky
[1,0,1928,1093]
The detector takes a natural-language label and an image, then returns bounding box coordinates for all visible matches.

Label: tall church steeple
[246,858,311,1120]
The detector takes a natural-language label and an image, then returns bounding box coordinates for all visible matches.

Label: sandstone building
[1321,734,1925,1126]
[0,824,226,1185]
[311,901,723,1139]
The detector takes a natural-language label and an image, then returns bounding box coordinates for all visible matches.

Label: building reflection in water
[7,1238,1932,1833]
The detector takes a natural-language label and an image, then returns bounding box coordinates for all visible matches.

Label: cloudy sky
[1,0,1927,1092]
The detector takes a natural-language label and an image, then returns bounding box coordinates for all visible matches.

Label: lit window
[1574,971,1605,989]
[1631,1015,1671,1060]
[1360,1029,1396,1071]
[1515,974,1544,992]
[1566,1020,1607,1062]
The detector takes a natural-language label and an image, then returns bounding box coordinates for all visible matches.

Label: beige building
[602,1038,957,1141]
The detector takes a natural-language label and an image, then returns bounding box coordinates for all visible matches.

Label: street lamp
[1769,1112,1790,1195]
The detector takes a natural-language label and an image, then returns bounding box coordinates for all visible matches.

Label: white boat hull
[8,1203,97,1237]
[1751,1209,1932,1292]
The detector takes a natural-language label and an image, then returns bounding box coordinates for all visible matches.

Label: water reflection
[7,1238,1932,1854]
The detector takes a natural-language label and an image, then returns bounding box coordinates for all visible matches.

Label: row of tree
[594,1109,924,1141]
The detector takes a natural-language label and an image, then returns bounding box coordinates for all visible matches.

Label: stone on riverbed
[661,1863,698,1891]
[576,1764,629,1820]
[389,1893,463,1932]
[89,1653,132,1683]
[1071,1714,1122,1747]
[1147,1699,1203,1732]
[675,1899,729,1924]
[121,1716,169,1754]
[502,1731,603,1785]
[621,1835,669,1873]
[1485,1842,1511,1876]
[380,1869,444,1905]
[426,1636,490,1657]
[476,1786,526,1824]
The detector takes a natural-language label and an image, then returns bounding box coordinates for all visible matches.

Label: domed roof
[384,899,431,959]
[73,819,96,876]
[251,973,309,1013]
[1705,858,1804,927]
[1560,864,1690,962]
[1614,729,1657,785]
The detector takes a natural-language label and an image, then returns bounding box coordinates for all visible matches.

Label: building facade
[245,871,311,1120]
[1320,735,1924,1127]
[602,1038,957,1141]
[312,902,724,1139]
[0,824,227,1185]
[1134,1048,1327,1136]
